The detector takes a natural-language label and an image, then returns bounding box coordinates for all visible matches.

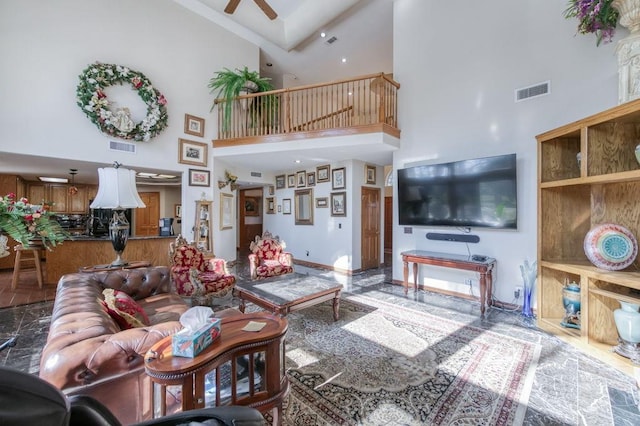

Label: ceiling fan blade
[224,0,241,14]
[253,0,277,20]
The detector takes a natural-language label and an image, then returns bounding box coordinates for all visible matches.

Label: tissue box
[172,318,221,358]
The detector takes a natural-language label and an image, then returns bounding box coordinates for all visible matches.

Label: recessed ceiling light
[39,177,68,183]
[341,57,347,63]
[320,32,326,38]
[137,172,157,178]
[295,160,301,164]
[266,62,272,67]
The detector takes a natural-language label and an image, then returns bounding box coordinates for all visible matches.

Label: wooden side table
[79,260,151,273]
[144,312,289,425]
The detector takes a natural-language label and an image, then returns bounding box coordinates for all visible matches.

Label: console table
[144,312,289,425]
[401,250,496,316]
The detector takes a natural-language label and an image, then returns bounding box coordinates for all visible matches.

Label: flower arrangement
[76,62,169,142]
[0,193,68,250]
[564,0,620,46]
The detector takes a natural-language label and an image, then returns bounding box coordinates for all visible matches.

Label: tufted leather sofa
[38,266,189,424]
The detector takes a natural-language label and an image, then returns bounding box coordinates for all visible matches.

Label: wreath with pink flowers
[76,62,168,141]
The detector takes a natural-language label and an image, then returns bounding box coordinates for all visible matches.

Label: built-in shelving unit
[537,99,640,376]
[194,200,213,255]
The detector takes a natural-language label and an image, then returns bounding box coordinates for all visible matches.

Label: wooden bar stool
[11,244,44,290]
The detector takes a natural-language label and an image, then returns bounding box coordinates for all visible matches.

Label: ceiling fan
[224,0,278,20]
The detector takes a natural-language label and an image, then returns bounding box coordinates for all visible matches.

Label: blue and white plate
[584,224,638,271]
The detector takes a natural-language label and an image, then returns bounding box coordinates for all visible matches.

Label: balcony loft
[211,73,401,172]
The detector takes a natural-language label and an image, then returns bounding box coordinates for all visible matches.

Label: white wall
[393,0,621,304]
[0,0,261,260]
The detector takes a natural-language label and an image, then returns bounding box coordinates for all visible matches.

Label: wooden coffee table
[234,273,343,321]
[144,312,288,424]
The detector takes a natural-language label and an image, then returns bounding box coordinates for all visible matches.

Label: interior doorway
[361,186,381,270]
[135,192,160,236]
[238,188,263,255]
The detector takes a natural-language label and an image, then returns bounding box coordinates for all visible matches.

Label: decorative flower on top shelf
[564,0,620,46]
[0,193,69,250]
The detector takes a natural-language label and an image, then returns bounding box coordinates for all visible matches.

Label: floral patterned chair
[248,231,294,280]
[169,234,236,305]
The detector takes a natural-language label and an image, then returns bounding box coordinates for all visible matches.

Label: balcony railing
[213,73,400,142]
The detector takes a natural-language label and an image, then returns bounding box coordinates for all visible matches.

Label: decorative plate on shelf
[583,223,638,271]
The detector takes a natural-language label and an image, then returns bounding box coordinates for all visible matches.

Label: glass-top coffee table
[234,273,343,321]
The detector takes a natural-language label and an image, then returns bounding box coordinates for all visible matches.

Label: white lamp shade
[90,167,146,209]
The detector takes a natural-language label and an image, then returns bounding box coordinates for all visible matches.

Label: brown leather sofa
[39,266,189,424]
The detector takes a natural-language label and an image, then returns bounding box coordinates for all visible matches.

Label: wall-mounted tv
[397,153,517,229]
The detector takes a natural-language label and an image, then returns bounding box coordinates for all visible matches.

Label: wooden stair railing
[214,73,399,141]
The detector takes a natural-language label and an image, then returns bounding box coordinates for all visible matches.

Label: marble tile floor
[1,259,640,425]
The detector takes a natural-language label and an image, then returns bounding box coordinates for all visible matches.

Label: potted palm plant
[208,67,274,130]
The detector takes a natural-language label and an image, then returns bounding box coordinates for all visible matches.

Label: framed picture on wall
[244,197,259,216]
[275,175,286,189]
[331,192,346,216]
[282,198,292,215]
[179,138,208,167]
[332,167,346,190]
[296,170,306,187]
[220,193,233,230]
[307,171,316,186]
[315,197,328,208]
[266,197,275,214]
[287,174,295,188]
[188,169,210,187]
[184,114,205,137]
[365,164,376,184]
[174,204,182,218]
[317,164,330,183]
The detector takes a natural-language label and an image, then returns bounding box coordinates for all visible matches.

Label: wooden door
[361,187,381,270]
[239,189,262,254]
[384,196,392,253]
[135,192,160,236]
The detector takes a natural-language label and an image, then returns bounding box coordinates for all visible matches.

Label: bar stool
[11,244,44,290]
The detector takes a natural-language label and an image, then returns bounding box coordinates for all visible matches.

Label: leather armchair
[169,234,236,305]
[0,366,265,426]
[248,231,294,280]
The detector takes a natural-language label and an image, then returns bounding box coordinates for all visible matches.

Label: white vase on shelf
[613,300,640,363]
[614,0,640,103]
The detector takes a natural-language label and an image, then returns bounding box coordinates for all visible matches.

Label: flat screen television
[397,153,517,229]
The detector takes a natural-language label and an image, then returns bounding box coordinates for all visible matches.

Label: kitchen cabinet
[0,174,24,270]
[27,182,96,214]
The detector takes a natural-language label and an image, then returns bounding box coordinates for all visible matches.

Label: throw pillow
[102,288,150,329]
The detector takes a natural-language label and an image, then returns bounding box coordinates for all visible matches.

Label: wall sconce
[218,170,238,190]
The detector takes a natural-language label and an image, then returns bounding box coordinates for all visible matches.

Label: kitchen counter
[45,235,176,284]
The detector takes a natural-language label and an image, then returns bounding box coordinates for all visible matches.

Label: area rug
[267,294,540,426]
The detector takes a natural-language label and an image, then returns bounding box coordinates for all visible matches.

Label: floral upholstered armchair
[169,234,236,305]
[249,231,294,280]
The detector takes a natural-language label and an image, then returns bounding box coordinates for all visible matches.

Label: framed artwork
[220,193,233,230]
[296,170,306,187]
[365,164,376,184]
[188,169,210,187]
[307,171,316,186]
[315,197,328,208]
[295,188,314,225]
[331,191,347,216]
[275,175,285,189]
[266,197,275,214]
[178,138,208,167]
[244,197,259,216]
[332,167,346,190]
[174,204,182,218]
[317,164,330,183]
[287,174,296,188]
[282,198,292,214]
[268,185,275,195]
[184,114,205,137]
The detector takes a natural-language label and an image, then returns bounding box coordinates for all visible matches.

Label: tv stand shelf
[401,250,496,316]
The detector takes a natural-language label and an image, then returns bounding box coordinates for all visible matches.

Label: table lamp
[90,162,146,267]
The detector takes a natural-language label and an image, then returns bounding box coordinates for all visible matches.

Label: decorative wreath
[76,62,168,141]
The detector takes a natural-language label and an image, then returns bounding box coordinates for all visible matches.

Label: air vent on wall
[515,80,550,102]
[325,36,338,45]
[109,140,136,154]
[250,171,262,178]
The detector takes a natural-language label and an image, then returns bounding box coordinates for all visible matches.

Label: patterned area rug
[268,294,540,425]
